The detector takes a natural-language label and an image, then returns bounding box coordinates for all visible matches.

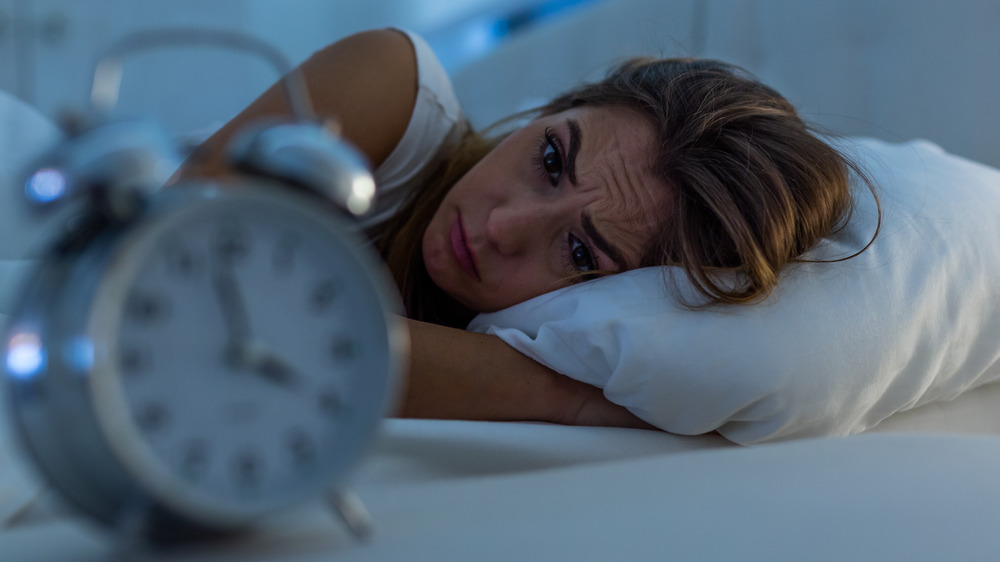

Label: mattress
[4,66,1000,562]
[2,427,1000,561]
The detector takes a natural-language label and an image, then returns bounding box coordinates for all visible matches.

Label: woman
[178,29,872,429]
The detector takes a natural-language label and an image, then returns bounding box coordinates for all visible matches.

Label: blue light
[424,0,604,73]
[25,168,68,203]
[6,332,46,379]
[63,337,95,373]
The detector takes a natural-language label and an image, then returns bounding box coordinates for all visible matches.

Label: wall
[452,0,699,128]
[453,0,1000,168]
[2,0,996,166]
[700,0,1000,168]
[0,0,558,135]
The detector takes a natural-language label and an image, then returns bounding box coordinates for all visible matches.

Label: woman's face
[422,105,669,313]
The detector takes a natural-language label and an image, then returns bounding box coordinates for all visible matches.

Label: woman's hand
[174,29,418,181]
[398,319,655,430]
[554,381,655,429]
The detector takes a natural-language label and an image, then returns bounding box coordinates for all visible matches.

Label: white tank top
[365,29,468,228]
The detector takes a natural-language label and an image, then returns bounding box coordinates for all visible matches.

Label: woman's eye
[568,235,596,272]
[542,142,562,181]
[536,130,564,186]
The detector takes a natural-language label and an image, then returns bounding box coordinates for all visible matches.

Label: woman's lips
[450,214,480,280]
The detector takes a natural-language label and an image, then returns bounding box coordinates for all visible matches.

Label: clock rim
[2,180,407,530]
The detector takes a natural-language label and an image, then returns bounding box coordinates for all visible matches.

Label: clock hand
[232,341,301,388]
[210,252,300,387]
[212,261,253,353]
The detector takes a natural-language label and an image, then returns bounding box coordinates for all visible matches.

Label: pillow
[469,137,1000,444]
[0,90,61,524]
[0,91,63,253]
[0,90,63,321]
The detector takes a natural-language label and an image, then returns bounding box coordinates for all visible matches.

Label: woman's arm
[175,28,417,179]
[175,29,648,429]
[398,319,653,428]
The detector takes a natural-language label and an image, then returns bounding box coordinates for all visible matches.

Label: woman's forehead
[544,106,668,267]
[545,105,658,186]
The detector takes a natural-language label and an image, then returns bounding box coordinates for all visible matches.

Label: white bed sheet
[870,378,1000,435]
[2,430,1000,561]
[360,377,1000,487]
[360,419,730,485]
[4,83,1000,562]
[5,377,1000,552]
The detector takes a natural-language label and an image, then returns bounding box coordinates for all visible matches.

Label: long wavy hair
[369,130,497,327]
[371,56,879,325]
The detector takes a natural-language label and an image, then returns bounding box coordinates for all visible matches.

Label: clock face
[86,186,401,523]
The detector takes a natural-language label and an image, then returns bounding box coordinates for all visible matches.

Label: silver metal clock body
[3,179,405,537]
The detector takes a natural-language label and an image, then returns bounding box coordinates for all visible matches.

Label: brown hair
[372,56,879,322]
[370,130,498,327]
[540,57,878,306]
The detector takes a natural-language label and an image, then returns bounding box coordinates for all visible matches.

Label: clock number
[135,401,169,432]
[126,291,170,325]
[273,232,300,273]
[119,344,151,375]
[234,451,262,488]
[318,388,343,419]
[310,279,341,313]
[181,440,208,481]
[330,336,356,362]
[224,401,260,424]
[215,222,250,265]
[287,429,315,466]
[163,240,199,277]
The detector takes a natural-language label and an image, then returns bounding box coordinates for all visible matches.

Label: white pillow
[0,90,61,524]
[0,91,63,253]
[0,90,63,321]
[469,137,1000,444]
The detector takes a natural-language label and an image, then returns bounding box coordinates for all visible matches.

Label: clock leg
[107,498,151,560]
[0,488,47,529]
[326,488,373,541]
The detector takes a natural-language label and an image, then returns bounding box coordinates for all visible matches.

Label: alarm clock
[1,30,406,543]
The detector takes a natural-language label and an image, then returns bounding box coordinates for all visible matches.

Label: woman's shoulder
[366,29,468,226]
[386,29,463,124]
[297,29,419,170]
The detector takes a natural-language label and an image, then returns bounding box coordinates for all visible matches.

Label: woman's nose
[485,200,551,255]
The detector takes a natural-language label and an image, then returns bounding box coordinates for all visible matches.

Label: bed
[4,13,1000,561]
[2,96,1000,562]
[4,419,1000,561]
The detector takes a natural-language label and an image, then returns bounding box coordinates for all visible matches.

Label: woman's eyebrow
[566,119,581,185]
[582,212,627,271]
